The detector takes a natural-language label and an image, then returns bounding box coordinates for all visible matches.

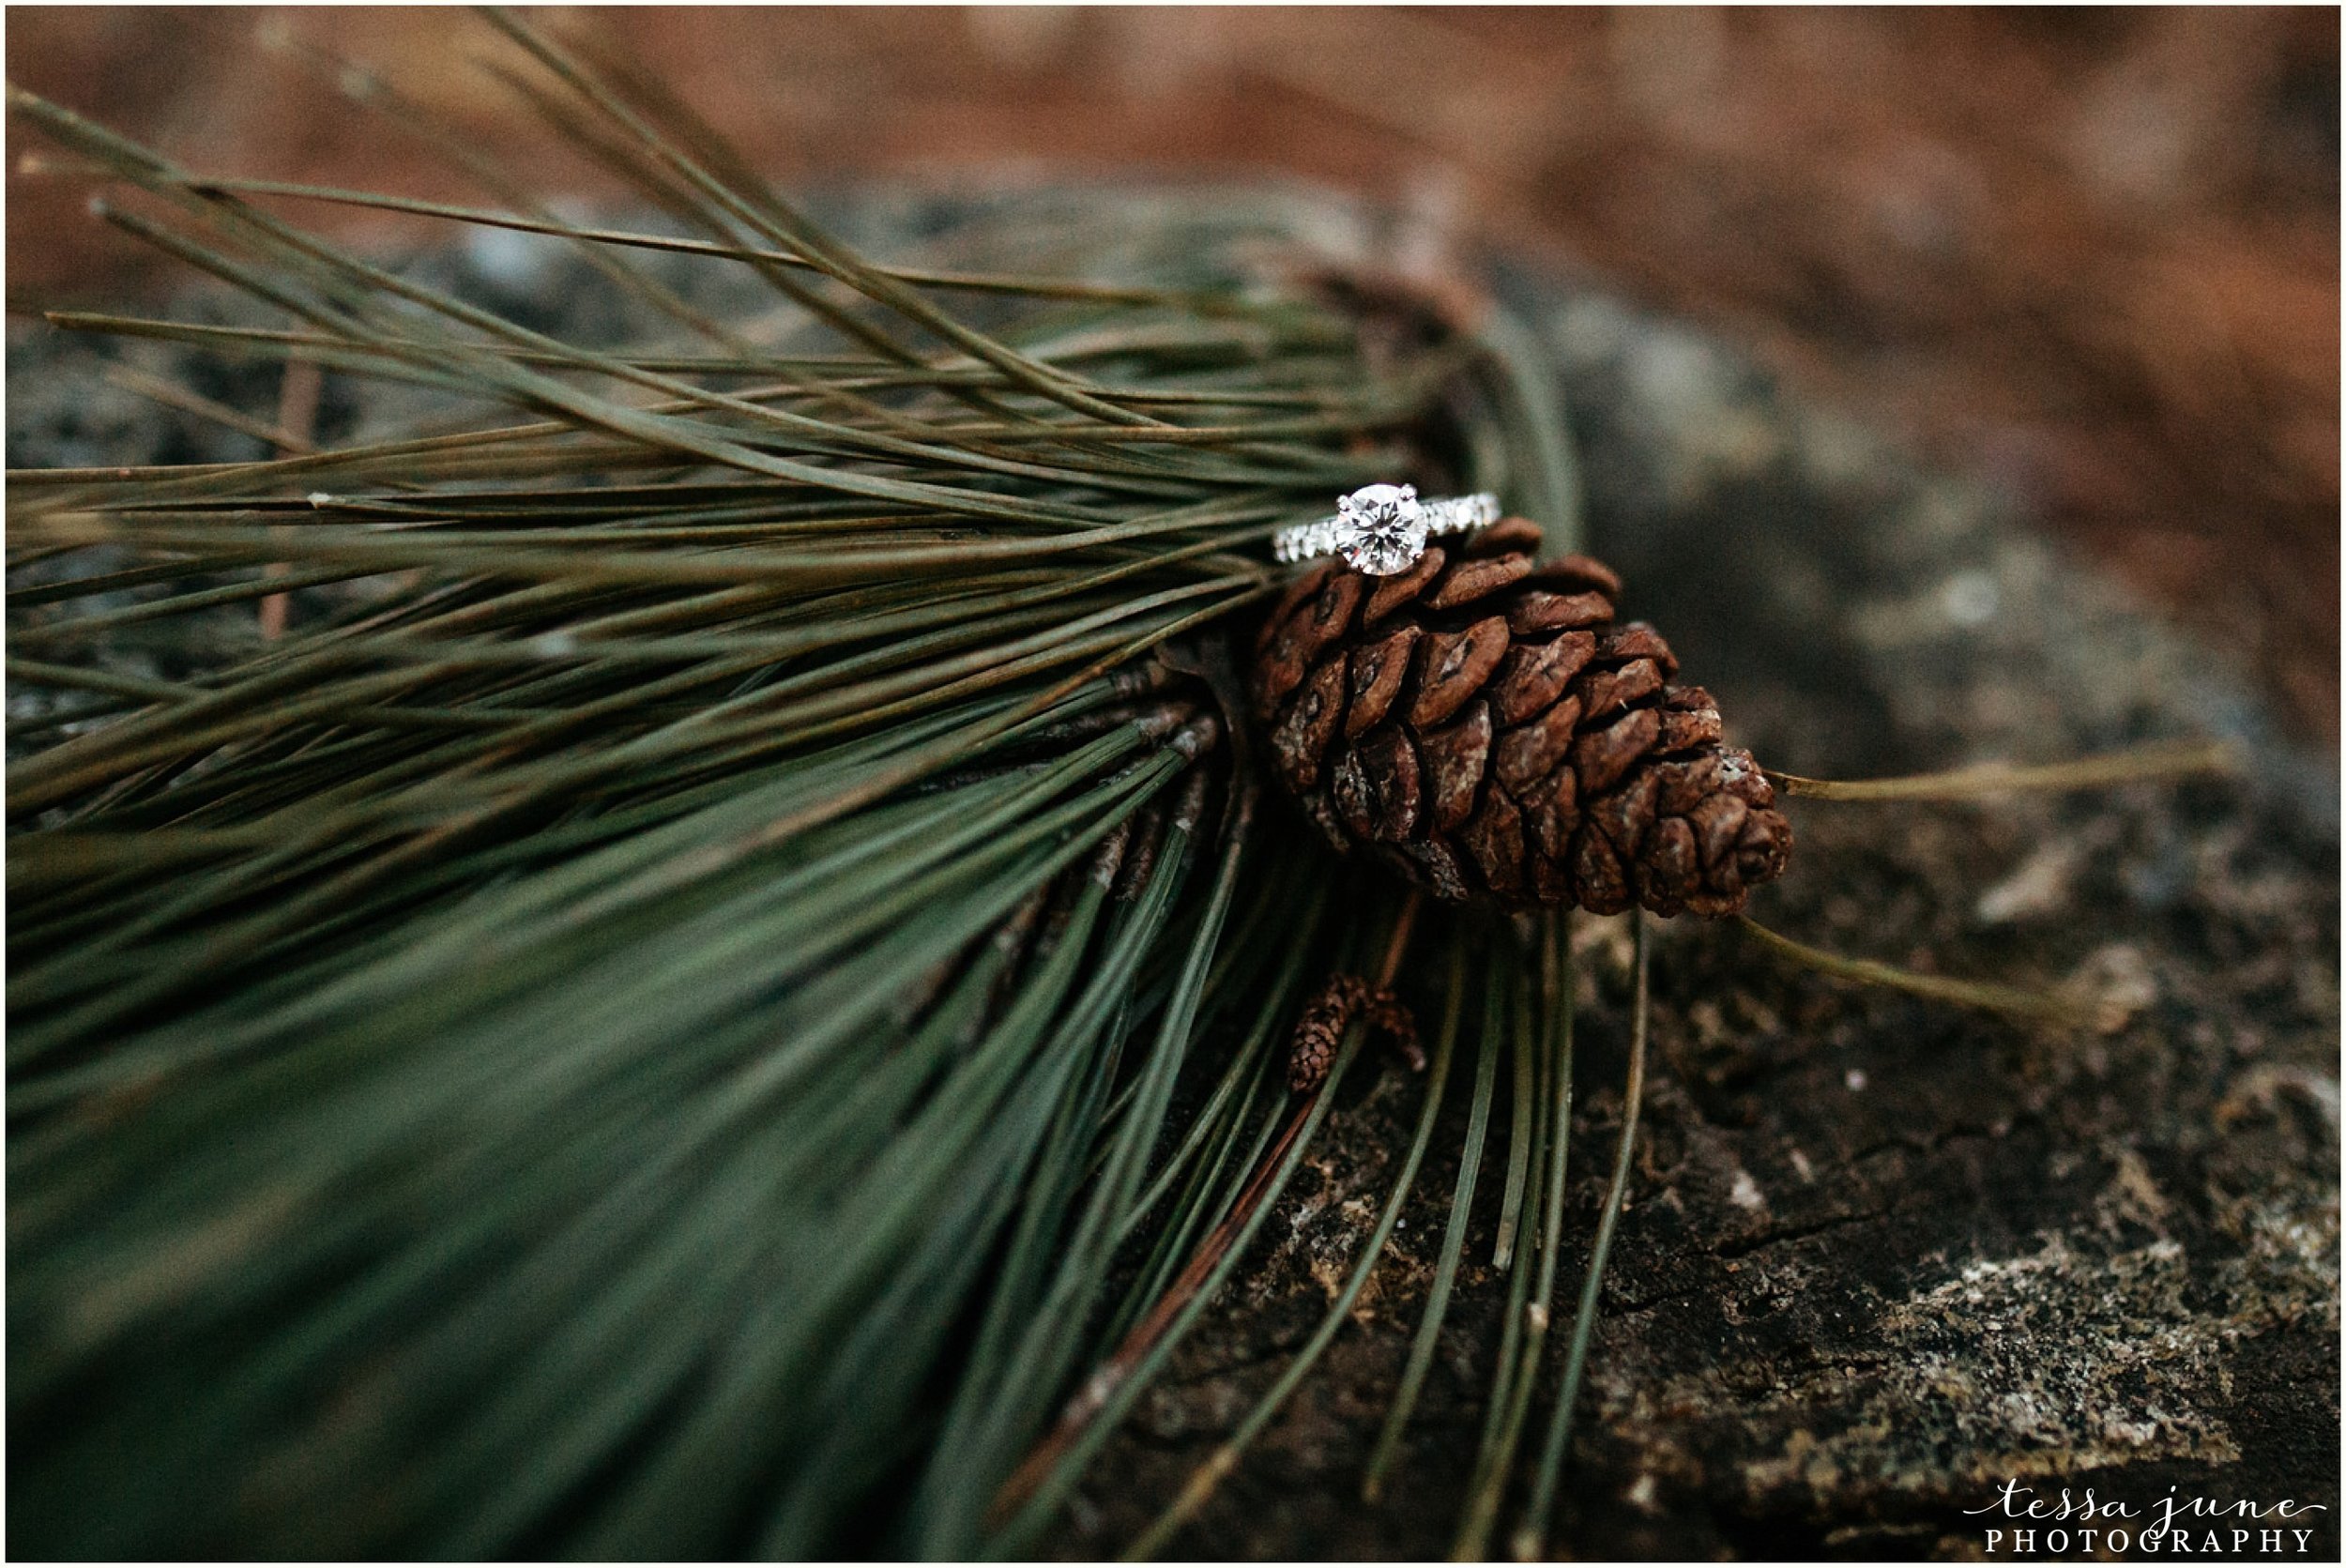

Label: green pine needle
[7,9,1584,1559]
[1120,938,1470,1559]
[1514,909,1647,1560]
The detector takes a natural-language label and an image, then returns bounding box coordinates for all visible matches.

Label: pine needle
[1513,909,1644,1560]
[1119,937,1469,1559]
[1737,916,2112,1029]
[1360,938,1508,1501]
[3,10,1546,1558]
[1451,921,1575,1560]
[1766,738,2241,801]
[1491,954,1541,1270]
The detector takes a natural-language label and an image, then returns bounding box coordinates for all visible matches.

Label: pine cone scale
[1525,764,1578,860]
[1406,839,1471,901]
[1580,658,1663,722]
[1489,632,1593,723]
[1689,791,1749,867]
[1346,625,1416,736]
[1573,824,1631,914]
[1644,816,1700,909]
[1364,550,1445,621]
[1271,658,1347,787]
[1506,589,1612,634]
[1249,519,1793,917]
[1494,693,1580,791]
[1575,708,1658,795]
[1409,617,1509,727]
[1594,768,1662,859]
[1459,789,1528,896]
[1425,554,1531,608]
[1423,702,1492,832]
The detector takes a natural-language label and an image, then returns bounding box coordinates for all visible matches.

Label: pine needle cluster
[8,12,1603,1559]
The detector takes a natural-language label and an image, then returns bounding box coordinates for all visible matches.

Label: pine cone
[1248,518,1791,917]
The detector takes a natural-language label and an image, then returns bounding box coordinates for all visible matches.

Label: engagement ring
[1273,484,1501,575]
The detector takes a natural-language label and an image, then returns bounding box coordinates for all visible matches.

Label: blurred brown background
[8,7,2338,739]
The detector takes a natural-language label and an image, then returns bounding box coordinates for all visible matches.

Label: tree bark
[1047,265,2339,1560]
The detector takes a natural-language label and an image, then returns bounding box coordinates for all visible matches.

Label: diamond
[1335,483,1424,575]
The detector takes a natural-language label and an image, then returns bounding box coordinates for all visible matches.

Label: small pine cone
[1287,975,1423,1094]
[1248,519,1791,917]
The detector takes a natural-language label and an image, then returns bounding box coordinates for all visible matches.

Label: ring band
[1274,484,1501,575]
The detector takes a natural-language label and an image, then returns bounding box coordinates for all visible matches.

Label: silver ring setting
[1273,484,1501,575]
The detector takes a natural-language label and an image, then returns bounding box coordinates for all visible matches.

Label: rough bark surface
[1044,263,2339,1560]
[9,189,2334,1562]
